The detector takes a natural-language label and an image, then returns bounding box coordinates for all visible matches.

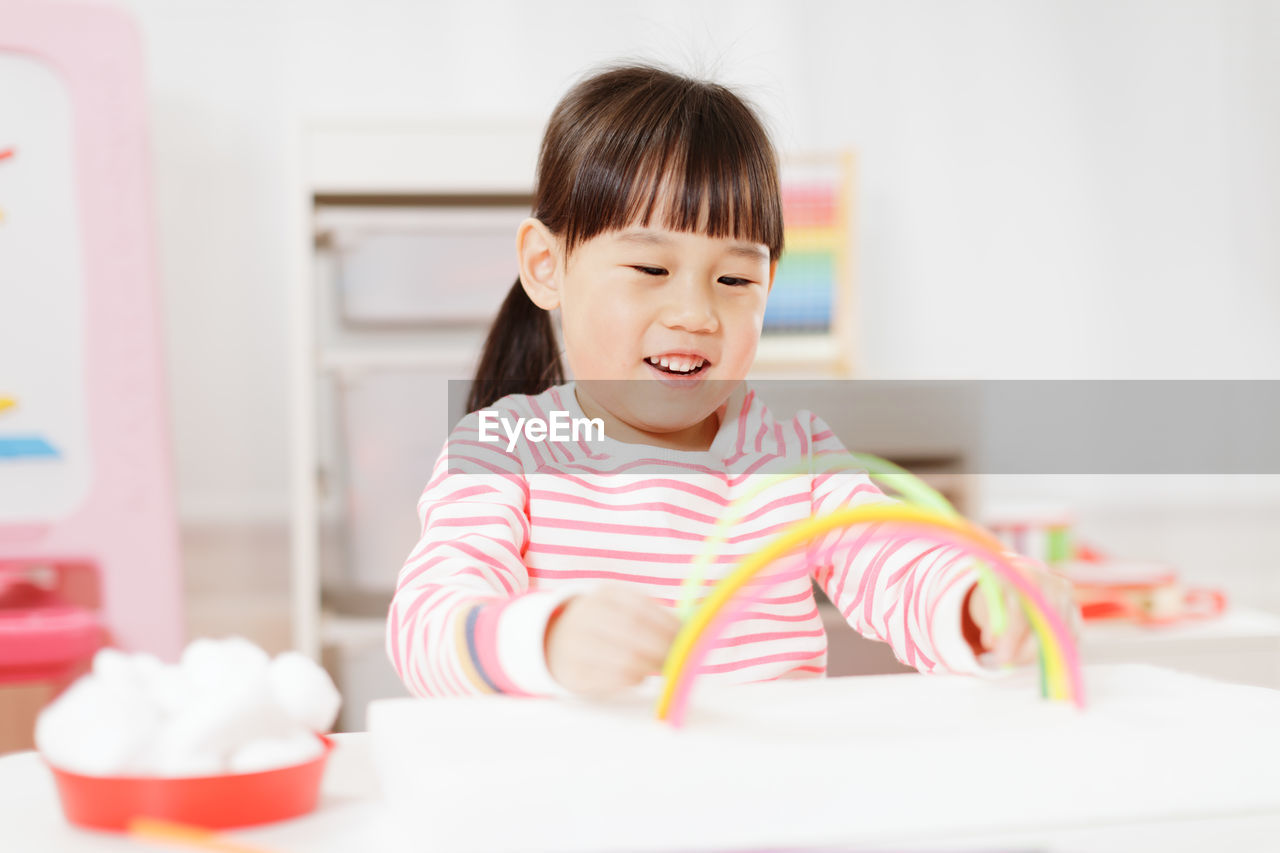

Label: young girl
[386,63,1075,698]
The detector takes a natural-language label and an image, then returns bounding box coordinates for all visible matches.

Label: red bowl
[45,735,334,831]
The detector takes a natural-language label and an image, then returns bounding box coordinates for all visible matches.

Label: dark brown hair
[466,62,785,412]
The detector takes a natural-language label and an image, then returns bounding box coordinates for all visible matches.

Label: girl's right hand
[544,583,682,695]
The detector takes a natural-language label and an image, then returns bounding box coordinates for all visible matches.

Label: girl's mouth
[644,355,709,377]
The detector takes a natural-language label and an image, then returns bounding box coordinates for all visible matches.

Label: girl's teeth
[647,356,706,374]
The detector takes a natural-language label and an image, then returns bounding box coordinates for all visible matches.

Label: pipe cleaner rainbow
[657,454,1085,726]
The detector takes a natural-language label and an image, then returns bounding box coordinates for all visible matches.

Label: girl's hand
[963,556,1080,668]
[544,583,682,695]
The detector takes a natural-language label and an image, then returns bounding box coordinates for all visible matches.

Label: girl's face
[518,198,776,451]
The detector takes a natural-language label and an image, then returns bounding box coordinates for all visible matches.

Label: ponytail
[466,277,564,413]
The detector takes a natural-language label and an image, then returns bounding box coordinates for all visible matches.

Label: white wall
[106,0,1280,524]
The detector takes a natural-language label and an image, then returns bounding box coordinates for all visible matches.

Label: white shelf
[315,204,532,235]
[303,118,541,195]
[321,613,388,650]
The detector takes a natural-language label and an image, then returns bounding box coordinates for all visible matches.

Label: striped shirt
[386,381,985,697]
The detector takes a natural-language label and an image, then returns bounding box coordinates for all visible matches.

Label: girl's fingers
[552,631,654,685]
[991,618,1028,666]
[1053,577,1083,640]
[995,560,1078,668]
[578,634,667,683]
[586,618,674,670]
[631,604,683,646]
[598,585,682,640]
[984,583,1025,665]
[1012,627,1039,666]
[568,587,681,670]
[555,658,647,695]
[597,584,683,637]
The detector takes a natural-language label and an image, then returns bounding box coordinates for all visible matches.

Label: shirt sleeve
[385,408,575,698]
[803,412,993,676]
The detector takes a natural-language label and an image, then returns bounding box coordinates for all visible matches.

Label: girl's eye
[629,266,753,287]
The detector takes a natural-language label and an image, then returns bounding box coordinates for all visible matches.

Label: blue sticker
[0,437,60,459]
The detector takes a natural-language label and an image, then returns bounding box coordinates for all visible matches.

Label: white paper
[369,665,1280,852]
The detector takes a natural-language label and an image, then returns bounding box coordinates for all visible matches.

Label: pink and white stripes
[386,382,984,698]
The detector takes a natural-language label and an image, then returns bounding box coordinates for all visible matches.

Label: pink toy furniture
[0,562,104,687]
[0,0,184,714]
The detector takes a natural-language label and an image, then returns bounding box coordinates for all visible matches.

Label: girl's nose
[660,278,720,334]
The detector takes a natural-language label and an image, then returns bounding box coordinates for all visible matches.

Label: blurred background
[2,0,1278,744]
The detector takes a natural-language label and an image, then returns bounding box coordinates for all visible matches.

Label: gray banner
[446,380,1280,475]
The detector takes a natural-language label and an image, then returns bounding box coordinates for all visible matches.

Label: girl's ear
[517,218,562,310]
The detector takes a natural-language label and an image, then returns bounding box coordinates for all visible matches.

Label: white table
[4,666,1280,852]
[1081,607,1280,690]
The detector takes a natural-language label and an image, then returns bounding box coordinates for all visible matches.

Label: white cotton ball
[219,636,272,671]
[228,731,324,774]
[133,654,190,717]
[126,729,226,778]
[151,666,295,763]
[183,635,268,679]
[181,636,270,705]
[149,747,226,778]
[92,648,140,689]
[149,668,192,717]
[132,652,166,675]
[130,652,167,688]
[268,652,342,733]
[133,637,291,775]
[179,637,223,675]
[36,675,159,776]
[89,648,164,719]
[42,636,316,778]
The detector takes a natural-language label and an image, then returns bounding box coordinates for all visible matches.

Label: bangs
[544,70,785,262]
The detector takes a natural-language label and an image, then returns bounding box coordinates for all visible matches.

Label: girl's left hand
[963,555,1080,668]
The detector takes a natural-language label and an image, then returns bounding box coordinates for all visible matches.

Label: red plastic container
[45,735,334,831]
